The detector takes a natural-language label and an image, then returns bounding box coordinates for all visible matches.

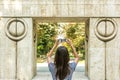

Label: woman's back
[47,39,79,80]
[48,62,77,80]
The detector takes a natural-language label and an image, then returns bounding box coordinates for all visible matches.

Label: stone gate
[0,0,120,80]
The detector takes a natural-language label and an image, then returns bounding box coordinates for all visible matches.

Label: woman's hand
[66,39,79,64]
[66,39,73,47]
[47,39,59,64]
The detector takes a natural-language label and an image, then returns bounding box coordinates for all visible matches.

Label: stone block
[88,18,105,80]
[105,18,120,80]
[0,18,16,79]
[17,18,35,80]
[84,4,105,17]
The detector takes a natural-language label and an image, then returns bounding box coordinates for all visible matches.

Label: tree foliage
[37,23,85,60]
[37,23,57,56]
[65,23,85,59]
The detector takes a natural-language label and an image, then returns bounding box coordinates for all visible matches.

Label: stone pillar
[0,18,16,79]
[0,18,36,80]
[16,18,36,80]
[85,20,89,76]
[88,18,120,80]
[105,18,120,80]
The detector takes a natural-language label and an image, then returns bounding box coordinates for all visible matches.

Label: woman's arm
[67,39,79,64]
[47,39,58,64]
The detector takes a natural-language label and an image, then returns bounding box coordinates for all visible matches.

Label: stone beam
[0,0,120,17]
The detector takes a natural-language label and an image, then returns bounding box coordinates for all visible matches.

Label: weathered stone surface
[88,18,120,80]
[106,18,120,80]
[0,18,36,79]
[17,18,36,80]
[0,18,16,79]
[85,20,89,76]
[0,0,120,80]
[88,18,105,80]
[0,0,120,17]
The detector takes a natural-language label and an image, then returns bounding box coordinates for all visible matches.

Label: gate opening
[33,18,89,80]
[37,22,85,62]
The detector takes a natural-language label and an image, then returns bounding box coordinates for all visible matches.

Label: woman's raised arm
[47,39,59,64]
[67,39,79,64]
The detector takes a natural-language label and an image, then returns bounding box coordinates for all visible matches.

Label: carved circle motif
[5,18,27,41]
[95,18,118,42]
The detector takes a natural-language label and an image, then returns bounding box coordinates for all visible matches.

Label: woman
[47,39,79,80]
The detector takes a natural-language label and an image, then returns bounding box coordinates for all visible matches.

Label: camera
[58,38,66,43]
[57,34,66,43]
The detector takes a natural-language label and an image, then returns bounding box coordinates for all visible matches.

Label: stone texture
[17,18,36,80]
[106,18,120,80]
[88,18,105,80]
[0,18,36,79]
[88,18,120,80]
[0,18,16,79]
[0,0,120,80]
[0,0,120,17]
[85,20,89,76]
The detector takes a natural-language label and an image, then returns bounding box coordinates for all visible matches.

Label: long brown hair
[54,46,70,80]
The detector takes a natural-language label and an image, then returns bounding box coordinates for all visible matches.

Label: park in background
[36,22,85,63]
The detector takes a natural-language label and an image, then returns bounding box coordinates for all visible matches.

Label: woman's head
[54,46,70,80]
[54,46,70,65]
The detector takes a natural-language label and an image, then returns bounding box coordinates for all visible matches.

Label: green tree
[37,23,57,57]
[36,22,85,62]
[66,23,85,59]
